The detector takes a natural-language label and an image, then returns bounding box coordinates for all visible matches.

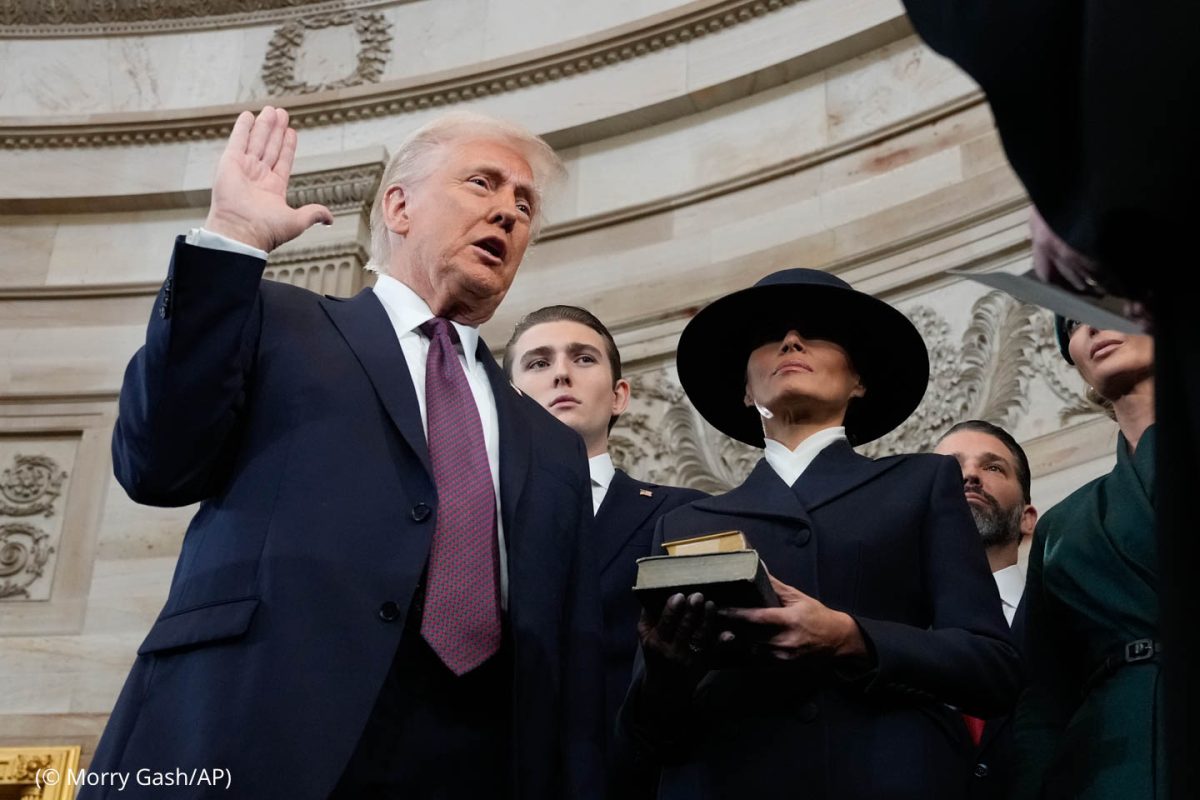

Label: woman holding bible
[617,269,1021,799]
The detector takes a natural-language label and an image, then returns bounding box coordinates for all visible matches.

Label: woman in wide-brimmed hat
[1014,317,1161,800]
[618,269,1021,800]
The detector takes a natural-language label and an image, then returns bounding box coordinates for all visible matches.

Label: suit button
[411,503,431,522]
[973,763,989,778]
[796,701,819,722]
[378,601,401,622]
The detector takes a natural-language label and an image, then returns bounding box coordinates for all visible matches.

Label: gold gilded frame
[0,746,80,800]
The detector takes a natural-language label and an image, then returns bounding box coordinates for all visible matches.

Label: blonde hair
[367,112,565,272]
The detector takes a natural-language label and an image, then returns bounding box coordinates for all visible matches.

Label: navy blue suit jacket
[965,594,1026,800]
[594,470,705,798]
[86,240,604,800]
[620,442,1021,800]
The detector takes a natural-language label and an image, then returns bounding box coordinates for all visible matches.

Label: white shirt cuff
[186,228,269,262]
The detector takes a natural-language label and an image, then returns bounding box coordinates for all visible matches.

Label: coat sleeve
[560,436,607,800]
[851,456,1023,718]
[1010,518,1080,799]
[613,514,701,764]
[112,238,266,507]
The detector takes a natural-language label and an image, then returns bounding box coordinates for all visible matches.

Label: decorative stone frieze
[262,10,393,96]
[0,522,54,600]
[2,0,804,149]
[265,241,371,296]
[0,454,68,518]
[285,161,384,213]
[0,0,389,36]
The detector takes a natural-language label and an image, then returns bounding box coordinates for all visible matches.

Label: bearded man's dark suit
[964,597,1025,800]
[620,441,1021,800]
[594,469,705,799]
[83,240,604,800]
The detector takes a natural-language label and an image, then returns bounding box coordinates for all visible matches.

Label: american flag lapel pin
[639,488,653,497]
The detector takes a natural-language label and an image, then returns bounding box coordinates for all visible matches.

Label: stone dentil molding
[1,0,803,150]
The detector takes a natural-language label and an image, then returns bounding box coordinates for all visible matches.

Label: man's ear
[1020,504,1038,538]
[611,378,632,417]
[382,184,411,236]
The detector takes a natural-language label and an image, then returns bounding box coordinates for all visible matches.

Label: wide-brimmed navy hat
[676,268,929,447]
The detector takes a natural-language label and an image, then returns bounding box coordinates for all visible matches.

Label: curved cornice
[0,0,802,150]
[0,0,397,38]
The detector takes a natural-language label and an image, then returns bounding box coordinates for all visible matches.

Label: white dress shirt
[991,564,1024,627]
[762,426,848,487]
[588,453,615,515]
[186,228,509,604]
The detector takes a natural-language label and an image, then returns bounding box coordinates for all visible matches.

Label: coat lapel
[690,459,812,527]
[790,440,906,512]
[320,289,432,478]
[479,344,531,541]
[596,470,669,572]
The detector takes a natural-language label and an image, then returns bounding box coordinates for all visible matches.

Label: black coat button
[974,763,989,778]
[796,701,819,722]
[378,601,401,622]
[790,526,811,546]
[411,503,431,522]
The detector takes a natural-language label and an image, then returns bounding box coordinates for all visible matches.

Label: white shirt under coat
[588,453,615,515]
[762,426,848,486]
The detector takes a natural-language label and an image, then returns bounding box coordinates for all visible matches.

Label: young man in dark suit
[935,420,1038,800]
[505,305,706,798]
[86,107,603,800]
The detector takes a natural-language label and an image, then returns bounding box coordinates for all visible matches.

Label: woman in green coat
[1013,318,1160,799]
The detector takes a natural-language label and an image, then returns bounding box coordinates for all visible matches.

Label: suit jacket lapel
[320,289,432,478]
[596,470,669,572]
[479,344,531,540]
[790,440,905,512]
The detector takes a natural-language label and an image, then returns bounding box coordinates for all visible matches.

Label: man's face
[743,330,864,422]
[934,430,1031,548]
[384,138,536,325]
[510,320,630,456]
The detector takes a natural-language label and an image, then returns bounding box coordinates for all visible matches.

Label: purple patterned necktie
[418,317,501,676]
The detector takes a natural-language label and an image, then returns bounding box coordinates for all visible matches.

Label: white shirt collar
[372,273,482,375]
[588,453,615,489]
[992,563,1024,626]
[762,426,847,487]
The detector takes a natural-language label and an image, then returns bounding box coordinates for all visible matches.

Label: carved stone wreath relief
[262,10,392,96]
[610,291,1103,492]
[0,454,68,600]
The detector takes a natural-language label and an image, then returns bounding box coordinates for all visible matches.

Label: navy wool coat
[620,441,1021,800]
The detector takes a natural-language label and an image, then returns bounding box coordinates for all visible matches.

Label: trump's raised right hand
[204,106,334,253]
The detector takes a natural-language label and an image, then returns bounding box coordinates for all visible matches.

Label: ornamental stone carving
[262,10,392,96]
[5,0,804,148]
[0,0,385,35]
[611,291,1106,493]
[285,162,384,213]
[0,522,55,599]
[0,454,68,517]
